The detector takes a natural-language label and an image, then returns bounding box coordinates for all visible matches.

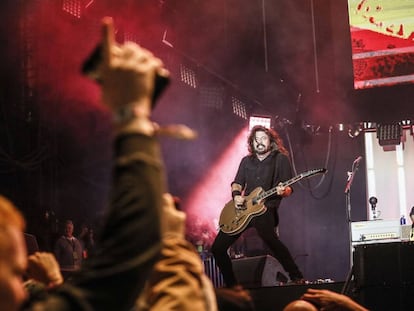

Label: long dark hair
[247,125,289,156]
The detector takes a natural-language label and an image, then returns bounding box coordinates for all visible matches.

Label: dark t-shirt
[232,150,293,209]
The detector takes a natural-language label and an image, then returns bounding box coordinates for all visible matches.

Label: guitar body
[219,187,267,235]
[218,168,327,236]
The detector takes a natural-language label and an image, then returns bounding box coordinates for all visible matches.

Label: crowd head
[0,195,28,311]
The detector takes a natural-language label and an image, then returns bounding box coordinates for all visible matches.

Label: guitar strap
[271,151,283,226]
[271,151,288,191]
[273,151,282,184]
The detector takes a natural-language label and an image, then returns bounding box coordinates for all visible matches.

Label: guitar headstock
[303,168,327,177]
[282,168,328,187]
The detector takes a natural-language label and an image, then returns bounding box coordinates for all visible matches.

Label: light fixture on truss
[62,0,82,18]
[348,123,363,138]
[249,115,272,131]
[232,97,248,120]
[376,123,402,146]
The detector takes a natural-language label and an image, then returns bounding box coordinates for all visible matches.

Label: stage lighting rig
[376,123,402,146]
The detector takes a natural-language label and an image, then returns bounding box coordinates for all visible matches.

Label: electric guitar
[218,168,327,235]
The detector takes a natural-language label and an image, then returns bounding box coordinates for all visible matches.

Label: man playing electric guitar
[211,125,305,289]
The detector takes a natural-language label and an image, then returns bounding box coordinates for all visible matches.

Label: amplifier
[351,219,401,244]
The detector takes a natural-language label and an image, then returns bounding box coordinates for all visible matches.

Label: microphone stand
[342,157,361,294]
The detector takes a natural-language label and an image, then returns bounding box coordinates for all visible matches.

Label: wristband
[281,186,292,197]
[232,190,241,199]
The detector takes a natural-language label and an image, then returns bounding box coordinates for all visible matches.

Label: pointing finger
[101,16,115,67]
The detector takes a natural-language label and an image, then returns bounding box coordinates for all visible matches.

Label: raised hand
[26,252,63,289]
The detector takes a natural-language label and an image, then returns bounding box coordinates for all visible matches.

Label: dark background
[1,0,412,282]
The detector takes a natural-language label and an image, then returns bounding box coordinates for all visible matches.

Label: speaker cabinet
[400,242,414,284]
[353,241,414,311]
[353,242,400,287]
[232,255,288,288]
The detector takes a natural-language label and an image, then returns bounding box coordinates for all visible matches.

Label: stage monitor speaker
[232,255,288,288]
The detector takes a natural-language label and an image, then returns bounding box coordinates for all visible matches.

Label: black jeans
[211,207,303,287]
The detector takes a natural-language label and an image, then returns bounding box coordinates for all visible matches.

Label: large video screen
[347,0,414,89]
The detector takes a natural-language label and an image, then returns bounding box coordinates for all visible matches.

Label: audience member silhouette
[283,299,318,311]
[77,224,95,259]
[0,16,240,311]
[53,220,83,278]
[135,193,219,310]
[1,16,167,311]
[283,288,369,311]
[0,195,28,311]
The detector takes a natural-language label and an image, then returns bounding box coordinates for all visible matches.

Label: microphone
[369,196,377,209]
[369,196,379,219]
[353,156,363,165]
[344,156,363,193]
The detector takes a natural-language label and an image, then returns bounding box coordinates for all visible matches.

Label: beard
[254,144,270,155]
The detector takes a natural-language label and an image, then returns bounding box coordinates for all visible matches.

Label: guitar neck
[255,168,326,201]
[256,175,303,201]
